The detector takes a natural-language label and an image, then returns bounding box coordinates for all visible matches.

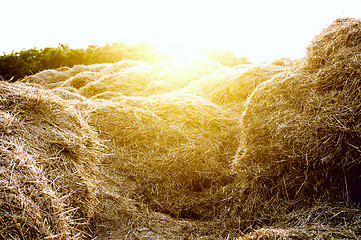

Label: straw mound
[11,18,361,239]
[92,180,232,239]
[21,63,108,89]
[0,81,100,238]
[183,63,285,109]
[51,87,84,99]
[21,69,70,88]
[20,57,221,99]
[100,59,147,75]
[231,17,361,234]
[306,18,361,71]
[271,57,297,67]
[75,61,151,97]
[67,63,108,75]
[0,137,70,239]
[62,71,102,89]
[78,57,221,98]
[86,92,239,219]
[143,56,221,94]
[239,203,361,239]
[78,65,154,98]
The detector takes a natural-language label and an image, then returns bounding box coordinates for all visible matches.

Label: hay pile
[100,59,147,75]
[21,63,109,89]
[142,56,221,95]
[77,64,154,98]
[238,203,361,239]
[91,179,234,239]
[183,63,285,110]
[62,71,102,90]
[0,81,100,239]
[22,57,221,100]
[8,18,361,239]
[229,17,361,237]
[78,56,221,98]
[86,92,239,220]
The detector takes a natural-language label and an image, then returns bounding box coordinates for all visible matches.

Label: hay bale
[87,92,239,219]
[0,81,101,238]
[230,17,361,232]
[183,64,285,109]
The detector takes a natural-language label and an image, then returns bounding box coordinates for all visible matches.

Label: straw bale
[0,81,101,238]
[230,17,361,232]
[87,92,239,219]
[183,64,285,109]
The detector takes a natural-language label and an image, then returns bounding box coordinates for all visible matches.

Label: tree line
[0,42,250,81]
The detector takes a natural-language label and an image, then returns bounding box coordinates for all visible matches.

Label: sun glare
[158,43,200,59]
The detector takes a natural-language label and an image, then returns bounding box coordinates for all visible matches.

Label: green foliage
[0,42,169,81]
[0,43,251,81]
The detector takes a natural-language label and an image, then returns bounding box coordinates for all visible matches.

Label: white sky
[1,0,361,62]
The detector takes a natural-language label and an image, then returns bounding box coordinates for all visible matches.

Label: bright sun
[152,41,204,59]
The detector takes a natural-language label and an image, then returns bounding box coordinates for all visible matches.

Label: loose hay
[21,63,109,89]
[21,69,70,88]
[0,81,101,239]
[78,57,221,98]
[231,17,361,237]
[8,17,361,239]
[183,63,285,110]
[78,64,154,98]
[61,71,102,89]
[142,56,222,94]
[100,59,148,75]
[0,139,70,239]
[86,92,240,219]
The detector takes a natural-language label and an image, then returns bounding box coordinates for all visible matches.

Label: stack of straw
[0,81,101,239]
[230,17,361,238]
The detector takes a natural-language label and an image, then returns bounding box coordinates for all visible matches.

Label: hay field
[2,18,361,239]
